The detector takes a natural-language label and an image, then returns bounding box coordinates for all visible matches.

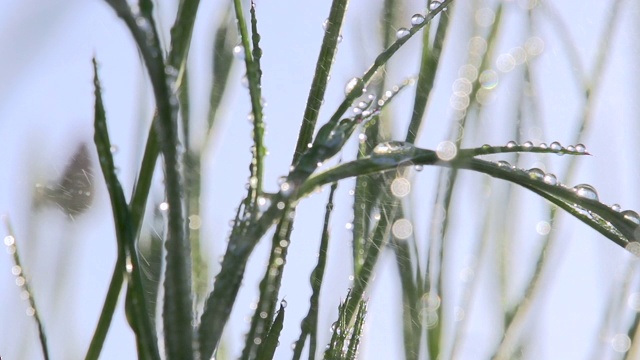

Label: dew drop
[415,164,424,172]
[543,173,557,185]
[497,160,513,170]
[611,203,622,212]
[506,141,517,148]
[411,14,425,26]
[344,77,365,96]
[429,1,443,11]
[233,44,244,60]
[526,168,545,180]
[481,144,491,152]
[110,145,118,154]
[372,141,415,155]
[358,133,367,143]
[549,141,563,151]
[159,202,169,211]
[622,210,640,225]
[322,19,329,31]
[522,141,533,148]
[575,143,587,153]
[573,184,599,201]
[396,28,410,40]
[538,143,548,149]
[566,145,576,152]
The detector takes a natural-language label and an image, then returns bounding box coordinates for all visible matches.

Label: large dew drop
[344,77,365,96]
[543,173,558,185]
[506,141,517,148]
[411,14,425,26]
[573,184,599,201]
[396,28,410,40]
[372,141,415,155]
[549,141,563,151]
[526,168,545,180]
[622,210,640,225]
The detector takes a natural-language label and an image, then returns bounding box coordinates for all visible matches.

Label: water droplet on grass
[497,160,513,170]
[539,143,548,149]
[506,141,517,148]
[566,145,575,152]
[527,168,545,180]
[411,14,425,26]
[611,204,622,212]
[573,184,599,201]
[522,141,533,148]
[429,1,443,11]
[550,141,563,151]
[543,173,557,185]
[372,141,415,155]
[233,45,244,60]
[396,28,410,39]
[623,210,640,225]
[345,77,365,96]
[415,165,424,171]
[575,143,587,153]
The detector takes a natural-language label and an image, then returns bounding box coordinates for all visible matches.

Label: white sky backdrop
[1,0,640,359]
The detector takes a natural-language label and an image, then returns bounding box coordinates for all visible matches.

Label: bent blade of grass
[2,217,50,360]
[298,145,636,250]
[292,182,338,360]
[91,58,161,360]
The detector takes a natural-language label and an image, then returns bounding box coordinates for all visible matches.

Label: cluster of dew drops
[395,2,447,40]
[492,141,640,254]
[3,234,37,317]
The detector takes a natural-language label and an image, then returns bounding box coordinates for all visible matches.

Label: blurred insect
[33,143,95,218]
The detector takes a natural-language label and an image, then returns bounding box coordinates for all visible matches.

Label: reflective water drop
[481,144,491,152]
[396,28,410,40]
[566,145,575,152]
[549,141,563,151]
[411,14,425,26]
[543,173,558,185]
[429,1,443,11]
[506,141,517,148]
[110,145,118,154]
[344,77,365,96]
[573,184,599,201]
[522,141,533,148]
[623,210,640,225]
[538,143,548,149]
[322,19,329,31]
[358,133,367,143]
[159,202,169,211]
[233,44,244,60]
[372,141,415,155]
[611,204,622,212]
[415,164,424,172]
[527,168,545,180]
[575,143,587,153]
[497,160,513,169]
[357,101,368,109]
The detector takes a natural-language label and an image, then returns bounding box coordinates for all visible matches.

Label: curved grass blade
[292,182,338,360]
[298,144,639,251]
[2,217,50,360]
[91,58,160,360]
[256,301,286,360]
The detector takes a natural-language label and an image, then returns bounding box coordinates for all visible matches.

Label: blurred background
[1,0,640,359]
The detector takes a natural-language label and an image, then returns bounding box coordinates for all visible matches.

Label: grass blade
[256,301,286,360]
[92,58,160,360]
[2,217,50,360]
[292,182,338,360]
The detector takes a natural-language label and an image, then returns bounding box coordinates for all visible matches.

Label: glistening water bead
[396,28,410,40]
[411,14,425,26]
[573,184,599,201]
